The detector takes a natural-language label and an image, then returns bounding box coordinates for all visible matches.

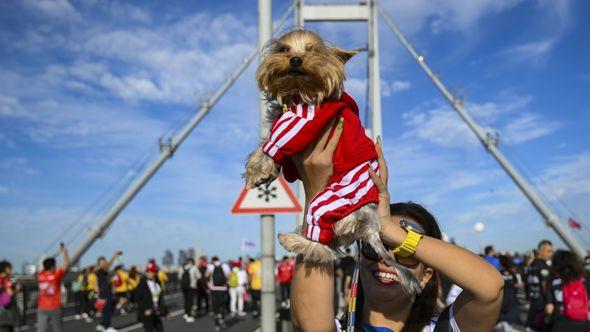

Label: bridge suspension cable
[378,4,587,259]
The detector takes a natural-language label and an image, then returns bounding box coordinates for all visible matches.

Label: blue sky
[1,0,589,270]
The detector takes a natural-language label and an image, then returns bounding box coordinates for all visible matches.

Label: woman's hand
[144,309,152,316]
[367,137,390,220]
[367,137,403,243]
[292,117,344,203]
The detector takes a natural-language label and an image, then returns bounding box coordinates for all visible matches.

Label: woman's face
[146,271,155,280]
[360,215,433,305]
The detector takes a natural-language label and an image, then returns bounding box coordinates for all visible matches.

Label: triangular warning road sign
[231,176,302,214]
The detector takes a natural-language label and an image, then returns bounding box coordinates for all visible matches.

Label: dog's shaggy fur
[244,29,421,294]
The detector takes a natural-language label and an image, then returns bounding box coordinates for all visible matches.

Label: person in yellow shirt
[126,266,141,308]
[247,258,262,317]
[81,266,98,322]
[126,266,140,292]
[158,270,168,288]
[113,265,130,314]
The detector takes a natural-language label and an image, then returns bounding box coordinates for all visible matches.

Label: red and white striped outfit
[263,93,379,245]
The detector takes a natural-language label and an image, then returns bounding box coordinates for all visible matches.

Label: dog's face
[257,30,356,105]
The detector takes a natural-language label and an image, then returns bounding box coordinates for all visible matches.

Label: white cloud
[106,2,150,23]
[380,137,496,205]
[536,0,573,33]
[401,95,556,148]
[65,14,256,105]
[391,80,411,93]
[311,0,525,36]
[344,79,410,99]
[502,38,557,63]
[98,73,163,102]
[455,198,528,225]
[25,100,167,148]
[344,78,367,100]
[22,0,80,21]
[542,151,590,198]
[0,133,16,148]
[0,94,34,119]
[497,1,573,64]
[0,157,38,176]
[401,104,482,148]
[503,113,561,143]
[381,0,524,35]
[468,94,533,123]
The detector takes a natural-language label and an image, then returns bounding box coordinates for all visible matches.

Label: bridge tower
[294,0,383,227]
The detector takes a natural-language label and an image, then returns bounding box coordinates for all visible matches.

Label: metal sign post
[232,177,302,332]
[232,177,302,331]
[260,214,275,332]
[259,0,274,331]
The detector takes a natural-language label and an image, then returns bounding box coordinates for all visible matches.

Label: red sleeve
[262,102,344,164]
[56,268,65,281]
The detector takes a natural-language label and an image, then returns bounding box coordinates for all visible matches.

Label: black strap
[433,305,453,332]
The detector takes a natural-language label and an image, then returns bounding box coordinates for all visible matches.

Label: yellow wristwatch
[392,219,424,258]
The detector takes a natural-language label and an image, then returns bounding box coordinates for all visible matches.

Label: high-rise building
[188,247,196,261]
[178,249,188,265]
[162,250,174,267]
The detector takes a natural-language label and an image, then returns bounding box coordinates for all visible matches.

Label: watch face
[400,219,425,235]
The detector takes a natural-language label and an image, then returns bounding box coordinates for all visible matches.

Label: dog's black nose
[290,56,303,68]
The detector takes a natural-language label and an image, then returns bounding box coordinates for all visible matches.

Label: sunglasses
[360,241,420,268]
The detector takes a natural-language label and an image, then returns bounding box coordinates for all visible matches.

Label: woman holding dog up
[289,121,504,332]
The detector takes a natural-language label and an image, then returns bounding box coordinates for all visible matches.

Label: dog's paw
[243,148,280,189]
[245,171,278,189]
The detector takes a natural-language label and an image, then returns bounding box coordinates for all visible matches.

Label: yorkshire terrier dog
[243,30,420,294]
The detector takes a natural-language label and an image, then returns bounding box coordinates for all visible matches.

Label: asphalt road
[18,310,261,332]
[16,293,265,332]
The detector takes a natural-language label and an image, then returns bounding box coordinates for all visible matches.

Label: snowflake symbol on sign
[257,184,278,202]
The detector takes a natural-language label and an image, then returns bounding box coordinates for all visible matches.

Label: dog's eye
[305,43,314,51]
[279,46,290,53]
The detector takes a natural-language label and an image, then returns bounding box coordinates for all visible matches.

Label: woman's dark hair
[347,202,443,332]
[390,202,442,332]
[551,250,584,284]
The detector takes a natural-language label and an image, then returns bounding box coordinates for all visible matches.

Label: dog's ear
[330,46,357,63]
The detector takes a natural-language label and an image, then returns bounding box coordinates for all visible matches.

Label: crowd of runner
[0,246,296,332]
[441,241,590,332]
[0,240,588,332]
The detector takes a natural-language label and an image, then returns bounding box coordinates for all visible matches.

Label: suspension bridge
[10,1,588,331]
